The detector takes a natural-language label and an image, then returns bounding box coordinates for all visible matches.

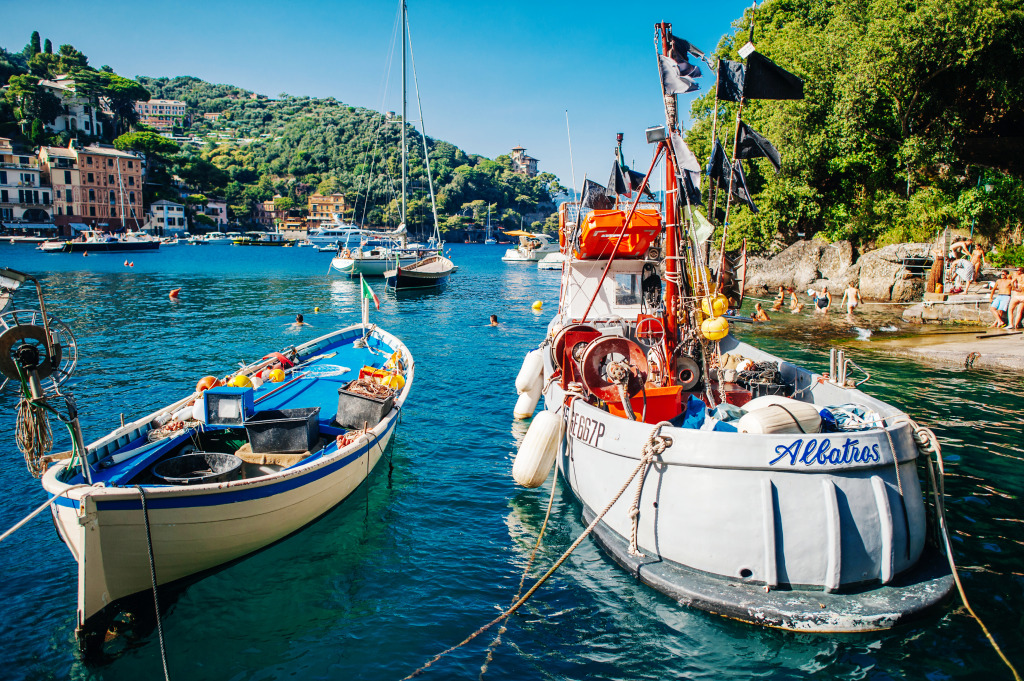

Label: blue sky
[2,0,751,192]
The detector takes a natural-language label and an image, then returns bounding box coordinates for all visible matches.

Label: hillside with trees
[685,0,1024,253]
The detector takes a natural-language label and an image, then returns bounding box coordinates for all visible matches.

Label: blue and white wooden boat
[39,323,413,643]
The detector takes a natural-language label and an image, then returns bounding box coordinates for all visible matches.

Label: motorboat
[509,23,953,633]
[38,230,160,253]
[385,254,457,290]
[1,267,413,651]
[501,231,558,262]
[233,231,293,246]
[537,252,567,270]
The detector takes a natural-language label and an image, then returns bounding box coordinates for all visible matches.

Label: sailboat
[484,205,497,244]
[509,22,954,632]
[382,1,457,291]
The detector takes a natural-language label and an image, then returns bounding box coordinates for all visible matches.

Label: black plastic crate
[750,382,793,398]
[336,382,395,430]
[244,407,320,453]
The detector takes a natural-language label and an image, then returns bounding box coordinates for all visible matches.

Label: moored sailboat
[509,22,954,632]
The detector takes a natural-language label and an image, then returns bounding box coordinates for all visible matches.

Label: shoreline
[851,329,1024,372]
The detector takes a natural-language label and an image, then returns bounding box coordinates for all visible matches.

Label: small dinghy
[1,268,413,649]
[509,23,954,633]
[385,253,457,290]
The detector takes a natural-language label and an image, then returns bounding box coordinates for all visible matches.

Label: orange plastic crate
[575,209,661,259]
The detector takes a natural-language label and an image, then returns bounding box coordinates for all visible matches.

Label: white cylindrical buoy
[515,349,544,394]
[172,405,192,422]
[191,396,206,423]
[513,410,564,488]
[513,383,542,420]
[738,398,822,434]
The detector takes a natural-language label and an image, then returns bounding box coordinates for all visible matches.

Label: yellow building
[307,193,346,230]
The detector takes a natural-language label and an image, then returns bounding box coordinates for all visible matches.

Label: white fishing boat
[501,230,558,262]
[1,267,412,652]
[509,23,953,632]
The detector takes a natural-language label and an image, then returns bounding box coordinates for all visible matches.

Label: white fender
[515,349,544,394]
[739,397,821,434]
[513,410,564,488]
[191,396,206,423]
[173,406,192,422]
[513,383,542,420]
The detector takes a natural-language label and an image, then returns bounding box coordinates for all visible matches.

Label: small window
[87,173,93,183]
[108,175,115,185]
[19,156,29,165]
[67,206,73,216]
[42,191,49,204]
[128,161,133,169]
[109,190,116,204]
[86,157,92,165]
[89,189,95,201]
[64,170,71,184]
[65,189,72,202]
[89,206,96,216]
[129,191,135,204]
[614,274,640,306]
[128,176,134,186]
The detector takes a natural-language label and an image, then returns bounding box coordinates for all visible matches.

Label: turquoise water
[0,243,1021,680]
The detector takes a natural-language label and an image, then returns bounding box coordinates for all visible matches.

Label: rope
[16,397,52,478]
[627,427,671,556]
[478,462,560,680]
[897,418,1021,680]
[401,420,672,680]
[136,486,171,681]
[0,484,92,544]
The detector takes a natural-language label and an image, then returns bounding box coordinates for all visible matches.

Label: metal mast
[657,22,680,353]
[401,0,407,228]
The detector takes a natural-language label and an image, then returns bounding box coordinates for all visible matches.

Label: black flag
[581,180,614,210]
[736,122,782,172]
[668,35,705,62]
[717,59,745,102]
[707,139,730,190]
[607,161,630,196]
[729,160,758,214]
[626,168,656,199]
[671,132,702,205]
[659,55,699,95]
[744,51,804,100]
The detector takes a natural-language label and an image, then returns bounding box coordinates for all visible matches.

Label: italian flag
[360,274,380,310]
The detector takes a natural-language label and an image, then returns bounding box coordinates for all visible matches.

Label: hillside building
[76,144,144,229]
[511,145,539,177]
[135,99,188,131]
[143,200,188,236]
[38,145,83,227]
[37,78,104,138]
[306,192,346,230]
[0,137,50,223]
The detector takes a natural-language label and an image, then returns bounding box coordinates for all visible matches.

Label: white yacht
[501,231,559,262]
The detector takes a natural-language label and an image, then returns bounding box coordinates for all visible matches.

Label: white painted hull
[502,246,558,262]
[330,255,420,277]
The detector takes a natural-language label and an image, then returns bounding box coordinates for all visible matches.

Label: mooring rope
[894,417,1021,681]
[401,421,672,680]
[0,484,92,544]
[627,428,671,556]
[478,461,560,680]
[136,486,171,681]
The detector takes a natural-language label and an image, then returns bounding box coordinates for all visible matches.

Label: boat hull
[331,255,420,277]
[60,240,160,253]
[544,336,953,631]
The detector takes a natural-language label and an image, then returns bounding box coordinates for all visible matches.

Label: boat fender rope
[898,419,1020,681]
[401,421,673,680]
[628,423,671,557]
[135,486,171,681]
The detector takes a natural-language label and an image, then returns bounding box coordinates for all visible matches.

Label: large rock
[854,243,930,302]
[744,239,828,294]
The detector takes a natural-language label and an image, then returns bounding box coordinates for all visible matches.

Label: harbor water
[0,243,1021,680]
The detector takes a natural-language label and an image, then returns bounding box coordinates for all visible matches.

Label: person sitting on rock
[789,288,805,313]
[771,286,785,311]
[989,270,1013,327]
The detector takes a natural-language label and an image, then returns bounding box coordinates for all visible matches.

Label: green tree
[114,130,179,155]
[56,44,88,72]
[101,73,149,135]
[43,39,52,55]
[29,31,41,56]
[273,196,295,211]
[3,74,62,125]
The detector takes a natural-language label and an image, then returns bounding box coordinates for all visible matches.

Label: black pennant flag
[607,161,630,196]
[729,160,758,214]
[707,139,730,190]
[717,59,745,102]
[659,55,699,95]
[669,35,705,62]
[736,122,782,172]
[581,179,614,210]
[744,51,803,100]
[626,168,656,199]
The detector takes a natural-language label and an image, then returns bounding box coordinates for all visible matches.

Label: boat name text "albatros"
[769,438,881,466]
[569,412,606,447]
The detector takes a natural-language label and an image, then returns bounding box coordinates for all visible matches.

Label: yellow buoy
[381,373,406,389]
[268,368,286,383]
[531,300,543,311]
[314,306,320,312]
[700,316,730,341]
[229,374,253,388]
[701,294,730,317]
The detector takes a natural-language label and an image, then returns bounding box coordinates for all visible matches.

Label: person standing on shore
[841,284,861,315]
[989,270,1013,327]
[971,245,986,284]
[1007,268,1024,329]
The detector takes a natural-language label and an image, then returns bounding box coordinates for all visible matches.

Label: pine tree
[43,39,52,54]
[29,31,41,55]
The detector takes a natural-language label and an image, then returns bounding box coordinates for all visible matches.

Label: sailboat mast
[657,23,680,350]
[401,0,408,228]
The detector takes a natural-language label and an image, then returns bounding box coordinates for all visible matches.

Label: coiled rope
[401,420,672,680]
[895,417,1021,681]
[16,397,52,478]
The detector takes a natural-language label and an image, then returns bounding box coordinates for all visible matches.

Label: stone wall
[741,240,932,302]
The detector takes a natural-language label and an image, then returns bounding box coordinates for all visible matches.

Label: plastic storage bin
[336,382,395,429]
[244,407,320,453]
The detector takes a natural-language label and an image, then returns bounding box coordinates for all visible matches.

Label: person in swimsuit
[841,284,861,315]
[989,270,1013,327]
[752,302,771,322]
[970,245,985,284]
[771,286,785,312]
[1007,268,1024,329]
[814,288,831,314]
[789,288,804,313]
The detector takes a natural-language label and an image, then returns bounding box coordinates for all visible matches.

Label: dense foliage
[686,0,1024,252]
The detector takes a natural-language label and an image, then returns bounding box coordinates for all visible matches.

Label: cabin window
[615,274,640,306]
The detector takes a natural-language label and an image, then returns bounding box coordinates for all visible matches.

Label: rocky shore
[742,239,932,302]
